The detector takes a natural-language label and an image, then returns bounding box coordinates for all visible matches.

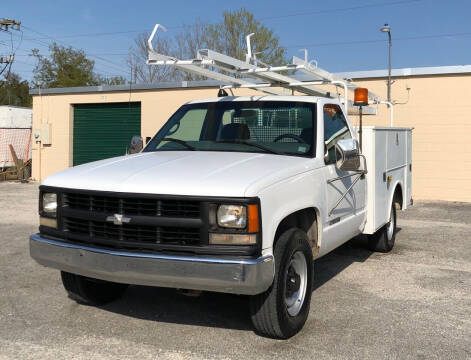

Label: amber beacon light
[354,88,369,106]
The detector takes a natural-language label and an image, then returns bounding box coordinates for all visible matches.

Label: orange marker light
[354,88,369,106]
[247,204,260,233]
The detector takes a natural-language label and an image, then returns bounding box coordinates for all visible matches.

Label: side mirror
[128,135,143,154]
[335,138,360,171]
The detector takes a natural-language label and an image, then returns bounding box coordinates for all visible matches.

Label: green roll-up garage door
[73,102,141,166]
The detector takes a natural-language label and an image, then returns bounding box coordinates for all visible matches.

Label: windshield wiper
[215,140,285,155]
[155,137,196,151]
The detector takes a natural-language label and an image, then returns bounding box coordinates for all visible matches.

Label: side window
[323,104,352,165]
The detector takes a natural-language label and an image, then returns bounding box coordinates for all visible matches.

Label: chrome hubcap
[284,251,307,317]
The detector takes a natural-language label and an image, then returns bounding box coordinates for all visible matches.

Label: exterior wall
[0,106,33,167]
[350,75,471,202]
[0,106,32,128]
[31,74,471,202]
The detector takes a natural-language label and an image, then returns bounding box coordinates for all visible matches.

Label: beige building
[30,65,471,202]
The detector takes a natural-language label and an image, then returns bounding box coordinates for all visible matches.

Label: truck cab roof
[185,95,337,105]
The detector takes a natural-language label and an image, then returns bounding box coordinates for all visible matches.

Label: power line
[10,58,127,80]
[22,25,127,68]
[1,0,429,81]
[18,25,189,42]
[3,24,130,80]
[5,36,129,80]
[0,0,445,80]
[287,31,471,49]
[21,25,130,77]
[8,30,52,50]
[259,0,426,20]
[5,47,126,78]
[24,29,146,41]
[4,1,429,47]
[4,0,428,42]
[10,59,34,66]
[13,29,471,57]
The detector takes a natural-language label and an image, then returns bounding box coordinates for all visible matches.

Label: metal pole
[380,101,394,126]
[359,106,363,151]
[387,31,392,103]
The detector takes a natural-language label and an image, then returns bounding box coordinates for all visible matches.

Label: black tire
[368,202,397,252]
[249,228,313,339]
[61,271,128,306]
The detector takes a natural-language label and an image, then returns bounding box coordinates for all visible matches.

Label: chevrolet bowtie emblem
[106,214,131,225]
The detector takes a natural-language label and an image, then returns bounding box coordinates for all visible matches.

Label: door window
[323,104,352,165]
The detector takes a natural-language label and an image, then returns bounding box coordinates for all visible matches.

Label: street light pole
[380,24,392,103]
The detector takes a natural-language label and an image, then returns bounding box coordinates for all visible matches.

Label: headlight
[217,205,247,229]
[42,193,57,217]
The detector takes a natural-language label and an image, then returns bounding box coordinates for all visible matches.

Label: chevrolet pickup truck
[30,95,412,339]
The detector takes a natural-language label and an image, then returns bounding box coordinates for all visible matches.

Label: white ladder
[146,24,382,115]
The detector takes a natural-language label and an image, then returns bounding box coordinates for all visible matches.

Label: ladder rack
[146,24,384,116]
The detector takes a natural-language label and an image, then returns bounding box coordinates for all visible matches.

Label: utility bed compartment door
[361,127,412,234]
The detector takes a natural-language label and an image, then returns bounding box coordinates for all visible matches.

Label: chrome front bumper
[30,234,274,295]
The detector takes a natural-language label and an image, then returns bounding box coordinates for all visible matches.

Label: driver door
[321,104,366,253]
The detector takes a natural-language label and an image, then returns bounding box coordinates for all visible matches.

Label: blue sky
[2,0,470,82]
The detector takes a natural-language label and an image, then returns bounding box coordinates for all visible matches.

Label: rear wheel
[61,271,128,305]
[368,202,397,252]
[249,228,313,339]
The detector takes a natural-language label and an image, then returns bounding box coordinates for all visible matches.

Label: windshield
[143,101,317,157]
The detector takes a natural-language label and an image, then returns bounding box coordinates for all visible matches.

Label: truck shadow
[313,235,372,291]
[100,233,391,331]
[314,227,402,290]
[101,282,254,330]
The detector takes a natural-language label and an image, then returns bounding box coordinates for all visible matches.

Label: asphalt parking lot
[0,182,470,360]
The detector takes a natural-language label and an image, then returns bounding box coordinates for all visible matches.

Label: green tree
[174,21,214,81]
[95,75,127,86]
[129,8,287,83]
[207,8,288,67]
[0,72,32,107]
[31,43,98,88]
[127,32,174,84]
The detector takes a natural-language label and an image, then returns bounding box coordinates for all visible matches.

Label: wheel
[61,271,128,305]
[249,228,313,339]
[368,202,397,252]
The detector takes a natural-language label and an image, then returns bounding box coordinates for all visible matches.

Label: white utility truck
[30,25,412,339]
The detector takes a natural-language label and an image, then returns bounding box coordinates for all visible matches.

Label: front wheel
[249,228,313,339]
[368,202,397,252]
[61,271,128,306]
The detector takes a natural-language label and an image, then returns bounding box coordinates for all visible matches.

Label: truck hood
[42,151,315,197]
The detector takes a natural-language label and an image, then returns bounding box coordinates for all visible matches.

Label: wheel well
[274,208,319,251]
[393,184,403,210]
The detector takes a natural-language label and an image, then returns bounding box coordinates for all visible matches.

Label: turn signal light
[40,217,57,228]
[354,88,369,106]
[248,204,259,233]
[209,233,257,245]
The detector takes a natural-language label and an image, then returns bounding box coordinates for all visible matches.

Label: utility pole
[0,55,14,64]
[0,18,21,32]
[0,19,21,78]
[380,24,392,103]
